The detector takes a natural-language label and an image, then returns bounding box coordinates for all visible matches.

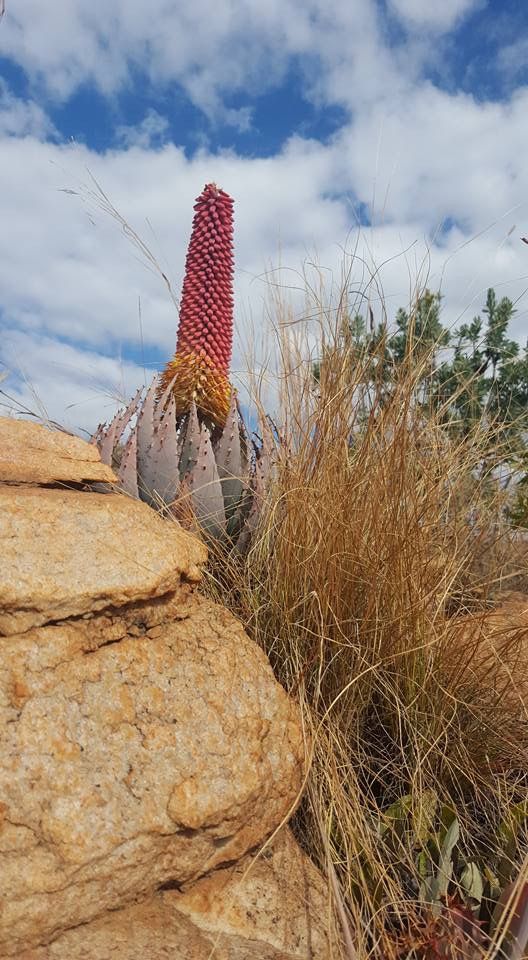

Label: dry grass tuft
[204,284,528,959]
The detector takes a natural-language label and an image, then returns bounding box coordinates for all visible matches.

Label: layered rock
[0,485,204,634]
[16,829,336,960]
[0,416,115,486]
[0,422,307,956]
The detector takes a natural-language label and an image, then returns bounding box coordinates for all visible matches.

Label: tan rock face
[13,830,335,960]
[0,421,306,955]
[0,485,206,635]
[0,595,305,954]
[0,417,116,486]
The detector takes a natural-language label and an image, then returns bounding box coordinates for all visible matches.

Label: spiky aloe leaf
[254,408,275,495]
[90,422,106,448]
[147,395,181,506]
[118,428,139,499]
[99,388,142,466]
[154,374,177,428]
[179,400,201,480]
[188,422,226,538]
[99,416,120,467]
[235,417,275,553]
[214,390,249,520]
[116,387,142,436]
[136,376,159,503]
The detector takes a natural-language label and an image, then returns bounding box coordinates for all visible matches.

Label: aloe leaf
[99,388,143,466]
[491,878,528,957]
[419,872,437,904]
[99,415,120,466]
[90,422,105,447]
[188,423,226,538]
[148,395,181,506]
[234,509,255,554]
[254,409,275,495]
[214,390,249,517]
[179,400,201,479]
[154,374,177,428]
[114,387,142,439]
[379,795,413,839]
[136,376,159,502]
[509,884,528,960]
[498,801,528,888]
[118,427,139,499]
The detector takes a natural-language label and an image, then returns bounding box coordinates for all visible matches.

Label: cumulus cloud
[0,0,419,117]
[386,0,483,32]
[115,110,170,150]
[0,329,147,435]
[0,80,57,139]
[0,0,527,431]
[1,109,526,431]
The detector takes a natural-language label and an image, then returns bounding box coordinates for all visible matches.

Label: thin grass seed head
[159,182,234,426]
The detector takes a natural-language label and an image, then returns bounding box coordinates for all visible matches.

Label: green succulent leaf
[461,861,484,905]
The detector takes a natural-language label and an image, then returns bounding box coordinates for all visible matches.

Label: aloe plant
[92,183,273,546]
[94,378,271,546]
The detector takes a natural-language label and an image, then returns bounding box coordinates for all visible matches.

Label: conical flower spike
[159,182,234,426]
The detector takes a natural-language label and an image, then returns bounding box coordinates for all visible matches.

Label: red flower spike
[159,183,234,425]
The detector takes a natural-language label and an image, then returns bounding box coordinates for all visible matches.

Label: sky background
[0,0,527,434]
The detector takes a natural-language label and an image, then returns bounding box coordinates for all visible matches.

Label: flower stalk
[158,182,234,426]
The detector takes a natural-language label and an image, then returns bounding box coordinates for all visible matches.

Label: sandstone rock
[0,594,305,954]
[0,485,206,635]
[13,830,335,960]
[0,421,306,954]
[0,417,115,486]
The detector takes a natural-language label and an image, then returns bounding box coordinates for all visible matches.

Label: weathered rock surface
[0,421,306,955]
[0,485,206,635]
[0,417,115,486]
[13,829,336,960]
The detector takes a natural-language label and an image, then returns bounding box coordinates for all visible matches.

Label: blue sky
[0,0,527,432]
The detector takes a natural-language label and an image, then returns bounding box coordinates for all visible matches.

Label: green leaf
[428,817,460,912]
[412,790,438,845]
[379,795,412,838]
[460,862,484,904]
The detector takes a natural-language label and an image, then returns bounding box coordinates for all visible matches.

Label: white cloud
[0,0,418,118]
[0,329,146,436]
[0,0,527,432]
[387,0,483,31]
[0,80,56,139]
[1,107,527,432]
[116,110,170,149]
[336,84,528,232]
